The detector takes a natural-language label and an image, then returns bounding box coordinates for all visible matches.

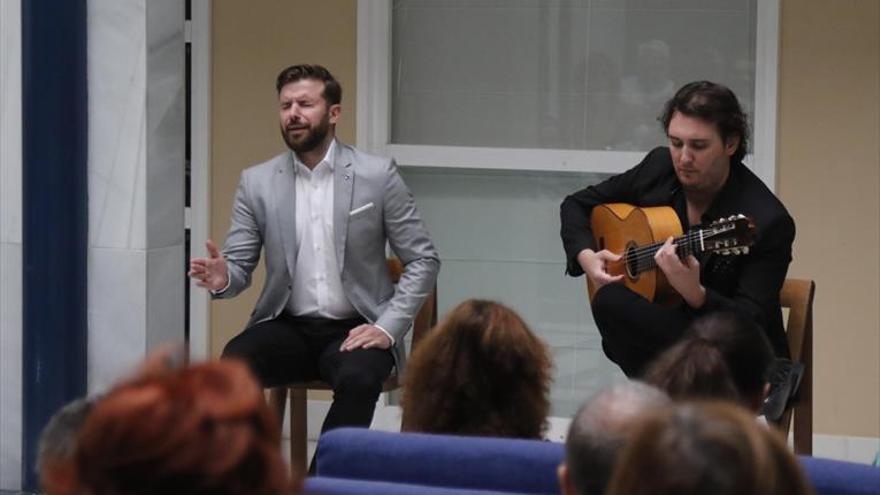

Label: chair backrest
[781,279,815,365]
[779,278,815,455]
[386,258,438,350]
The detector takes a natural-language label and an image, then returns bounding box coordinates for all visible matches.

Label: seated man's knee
[221,333,256,360]
[333,367,386,399]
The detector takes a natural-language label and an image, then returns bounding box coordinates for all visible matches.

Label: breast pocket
[348,202,375,218]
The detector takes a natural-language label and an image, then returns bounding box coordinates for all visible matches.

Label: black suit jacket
[560,146,795,357]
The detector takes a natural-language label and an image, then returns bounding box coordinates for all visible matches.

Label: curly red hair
[52,358,297,495]
[401,299,552,439]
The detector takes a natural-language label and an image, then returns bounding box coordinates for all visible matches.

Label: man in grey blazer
[189,65,439,446]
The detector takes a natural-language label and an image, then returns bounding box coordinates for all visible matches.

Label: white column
[0,0,23,489]
[87,0,186,391]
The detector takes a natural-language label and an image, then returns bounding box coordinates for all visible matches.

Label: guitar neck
[630,229,706,274]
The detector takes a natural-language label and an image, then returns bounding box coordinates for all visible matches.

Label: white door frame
[188,0,211,361]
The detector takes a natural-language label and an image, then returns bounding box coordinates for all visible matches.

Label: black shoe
[761,357,805,423]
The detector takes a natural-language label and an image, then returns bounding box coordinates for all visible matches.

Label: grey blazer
[215,142,440,375]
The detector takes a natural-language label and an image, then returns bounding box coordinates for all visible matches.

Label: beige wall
[208,0,880,436]
[777,0,880,437]
[210,0,357,359]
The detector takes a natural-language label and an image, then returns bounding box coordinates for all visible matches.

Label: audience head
[559,381,671,495]
[644,312,774,412]
[401,299,552,439]
[53,356,296,495]
[38,398,96,494]
[605,401,814,495]
[659,80,749,163]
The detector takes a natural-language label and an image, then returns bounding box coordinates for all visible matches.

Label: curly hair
[605,402,814,495]
[54,358,297,495]
[401,299,552,439]
[659,81,750,164]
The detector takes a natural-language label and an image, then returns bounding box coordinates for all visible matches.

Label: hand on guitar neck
[582,203,756,307]
[579,239,706,309]
[654,236,706,308]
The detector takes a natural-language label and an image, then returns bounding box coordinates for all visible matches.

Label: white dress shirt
[286,140,359,319]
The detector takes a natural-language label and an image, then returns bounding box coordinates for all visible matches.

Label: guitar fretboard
[624,229,706,275]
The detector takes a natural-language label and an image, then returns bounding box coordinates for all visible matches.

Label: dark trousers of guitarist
[560,86,795,378]
[591,283,696,376]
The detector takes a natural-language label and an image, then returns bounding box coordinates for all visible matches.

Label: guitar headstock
[701,214,756,255]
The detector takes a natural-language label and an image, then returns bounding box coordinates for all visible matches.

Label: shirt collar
[293,139,337,175]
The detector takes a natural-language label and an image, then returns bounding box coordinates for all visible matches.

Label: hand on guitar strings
[578,248,625,290]
[654,237,707,309]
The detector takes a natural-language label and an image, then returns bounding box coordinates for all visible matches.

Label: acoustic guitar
[587,203,756,305]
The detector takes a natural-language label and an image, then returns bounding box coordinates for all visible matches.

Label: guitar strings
[610,228,747,270]
[605,229,722,270]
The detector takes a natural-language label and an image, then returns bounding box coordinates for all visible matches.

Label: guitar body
[588,203,683,305]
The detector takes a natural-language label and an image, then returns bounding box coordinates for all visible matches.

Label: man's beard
[282,113,331,153]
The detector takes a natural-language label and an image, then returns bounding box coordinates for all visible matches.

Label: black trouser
[591,283,694,377]
[222,313,394,447]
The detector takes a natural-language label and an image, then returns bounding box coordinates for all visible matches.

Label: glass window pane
[392,0,756,152]
[400,167,627,417]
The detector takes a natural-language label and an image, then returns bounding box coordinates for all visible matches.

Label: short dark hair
[659,81,749,164]
[275,64,342,106]
[38,397,96,493]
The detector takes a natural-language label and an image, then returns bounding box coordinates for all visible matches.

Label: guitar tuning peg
[721,249,730,255]
[731,248,741,255]
[737,214,746,219]
[728,215,736,221]
[742,246,749,254]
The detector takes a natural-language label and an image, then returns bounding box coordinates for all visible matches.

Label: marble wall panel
[88,247,147,392]
[87,0,186,392]
[1,0,23,489]
[0,245,22,490]
[1,0,22,246]
[145,244,185,350]
[88,0,148,250]
[145,0,185,250]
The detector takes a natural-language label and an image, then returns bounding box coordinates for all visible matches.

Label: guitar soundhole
[624,243,639,280]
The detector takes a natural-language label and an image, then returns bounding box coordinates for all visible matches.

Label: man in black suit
[560,81,795,377]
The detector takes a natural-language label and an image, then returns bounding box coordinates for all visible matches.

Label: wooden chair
[777,278,815,455]
[267,258,438,471]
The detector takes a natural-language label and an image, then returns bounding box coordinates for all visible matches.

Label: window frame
[356,0,780,189]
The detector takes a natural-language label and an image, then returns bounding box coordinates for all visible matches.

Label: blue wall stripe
[21,0,89,490]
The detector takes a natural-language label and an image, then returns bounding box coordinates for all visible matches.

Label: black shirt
[560,146,795,357]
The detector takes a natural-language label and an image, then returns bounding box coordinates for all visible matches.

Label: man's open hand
[188,239,229,291]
